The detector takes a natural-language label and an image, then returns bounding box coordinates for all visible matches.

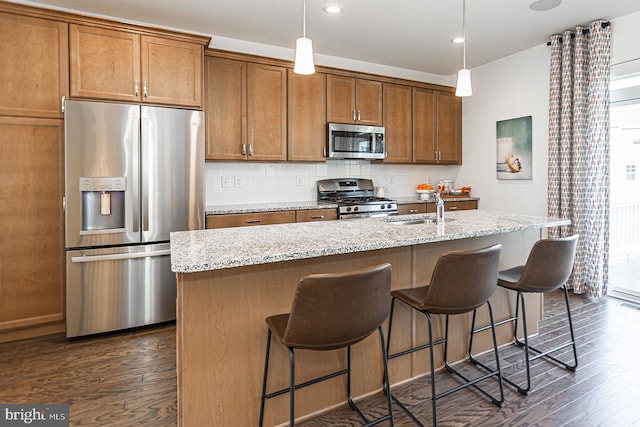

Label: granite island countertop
[171,209,569,273]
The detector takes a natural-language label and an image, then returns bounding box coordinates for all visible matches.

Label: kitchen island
[171,210,569,427]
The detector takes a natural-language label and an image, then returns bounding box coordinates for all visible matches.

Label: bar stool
[386,244,504,426]
[258,263,394,427]
[469,234,579,395]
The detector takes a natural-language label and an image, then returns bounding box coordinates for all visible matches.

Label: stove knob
[353,207,359,212]
[380,204,385,209]
[387,204,392,209]
[346,207,352,212]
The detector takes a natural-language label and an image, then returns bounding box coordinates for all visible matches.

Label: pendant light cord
[303,0,307,38]
[462,0,466,69]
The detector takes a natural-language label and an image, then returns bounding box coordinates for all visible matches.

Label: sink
[381,216,455,225]
[382,217,436,225]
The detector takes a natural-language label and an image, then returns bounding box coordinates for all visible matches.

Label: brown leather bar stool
[386,244,504,426]
[469,234,579,395]
[258,263,394,427]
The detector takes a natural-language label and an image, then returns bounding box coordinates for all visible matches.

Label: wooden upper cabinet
[205,56,246,160]
[436,91,462,164]
[246,63,287,161]
[70,24,203,108]
[327,75,382,125]
[288,70,327,161]
[412,88,461,165]
[205,57,286,161]
[141,36,203,107]
[382,83,412,163]
[412,87,436,163]
[70,24,140,102]
[0,13,68,118]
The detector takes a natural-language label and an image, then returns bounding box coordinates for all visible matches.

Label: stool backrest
[517,234,579,292]
[282,263,392,350]
[424,244,502,314]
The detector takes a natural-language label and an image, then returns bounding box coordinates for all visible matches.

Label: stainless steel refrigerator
[64,100,204,338]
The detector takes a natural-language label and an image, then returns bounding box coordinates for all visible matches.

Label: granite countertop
[205,201,337,215]
[205,197,479,215]
[171,210,569,273]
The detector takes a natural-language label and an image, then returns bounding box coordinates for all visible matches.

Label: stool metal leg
[289,348,295,427]
[259,329,272,427]
[471,287,578,395]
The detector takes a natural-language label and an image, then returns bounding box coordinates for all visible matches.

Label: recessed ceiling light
[323,4,343,14]
[451,37,465,44]
[529,0,562,11]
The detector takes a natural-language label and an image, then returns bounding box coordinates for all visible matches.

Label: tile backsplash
[205,161,460,206]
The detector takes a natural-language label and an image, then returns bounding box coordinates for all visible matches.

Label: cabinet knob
[448,206,458,211]
[134,80,139,97]
[246,219,261,224]
[242,143,247,156]
[408,209,418,213]
[143,81,148,98]
[248,143,254,156]
[311,215,325,219]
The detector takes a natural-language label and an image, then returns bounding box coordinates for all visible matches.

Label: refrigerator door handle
[71,249,170,263]
[141,115,150,233]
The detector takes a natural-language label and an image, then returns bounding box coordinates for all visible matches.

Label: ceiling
[15,0,640,76]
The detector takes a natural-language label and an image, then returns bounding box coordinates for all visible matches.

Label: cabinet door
[295,208,337,222]
[288,70,327,161]
[356,79,383,125]
[0,13,68,118]
[412,87,437,163]
[69,24,140,102]
[205,57,247,160]
[383,83,412,163]
[206,211,295,229]
[0,117,64,333]
[247,63,287,161]
[327,75,356,123]
[397,203,427,215]
[141,36,203,108]
[436,91,462,164]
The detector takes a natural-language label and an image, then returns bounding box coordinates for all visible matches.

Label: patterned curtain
[548,20,611,298]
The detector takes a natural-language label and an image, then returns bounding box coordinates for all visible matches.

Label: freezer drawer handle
[71,249,171,263]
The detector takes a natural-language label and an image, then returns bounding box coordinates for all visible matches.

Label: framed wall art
[496,115,532,180]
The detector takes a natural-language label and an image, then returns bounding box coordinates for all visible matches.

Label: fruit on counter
[417,183,434,190]
[459,186,471,194]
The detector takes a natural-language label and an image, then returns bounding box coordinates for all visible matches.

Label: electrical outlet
[388,176,395,184]
[221,176,231,189]
[234,176,244,188]
[296,176,304,187]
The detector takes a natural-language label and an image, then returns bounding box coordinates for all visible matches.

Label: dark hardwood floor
[2,290,640,426]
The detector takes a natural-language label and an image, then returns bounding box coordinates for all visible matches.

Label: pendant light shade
[294,37,315,75]
[294,0,315,75]
[456,0,472,97]
[456,69,472,97]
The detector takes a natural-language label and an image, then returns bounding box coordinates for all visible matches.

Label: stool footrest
[387,337,446,360]
[264,368,348,400]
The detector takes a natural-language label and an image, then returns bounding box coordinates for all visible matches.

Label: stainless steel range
[317,178,398,219]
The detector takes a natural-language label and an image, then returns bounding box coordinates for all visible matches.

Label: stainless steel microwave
[327,123,386,160]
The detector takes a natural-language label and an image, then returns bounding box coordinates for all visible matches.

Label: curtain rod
[546,21,610,46]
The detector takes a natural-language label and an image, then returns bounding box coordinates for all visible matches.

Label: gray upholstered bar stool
[469,234,579,395]
[258,263,394,427]
[386,244,504,426]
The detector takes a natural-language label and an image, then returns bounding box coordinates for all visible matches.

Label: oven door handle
[71,249,171,263]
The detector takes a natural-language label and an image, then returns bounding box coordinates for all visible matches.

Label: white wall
[455,44,551,216]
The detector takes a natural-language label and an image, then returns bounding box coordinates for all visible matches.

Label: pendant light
[294,0,316,75]
[455,0,472,97]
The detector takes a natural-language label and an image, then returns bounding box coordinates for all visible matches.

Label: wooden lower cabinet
[397,203,427,215]
[295,208,337,222]
[206,211,296,229]
[0,117,65,342]
[426,199,478,213]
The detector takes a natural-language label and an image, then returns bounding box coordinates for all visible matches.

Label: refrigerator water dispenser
[80,177,126,233]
